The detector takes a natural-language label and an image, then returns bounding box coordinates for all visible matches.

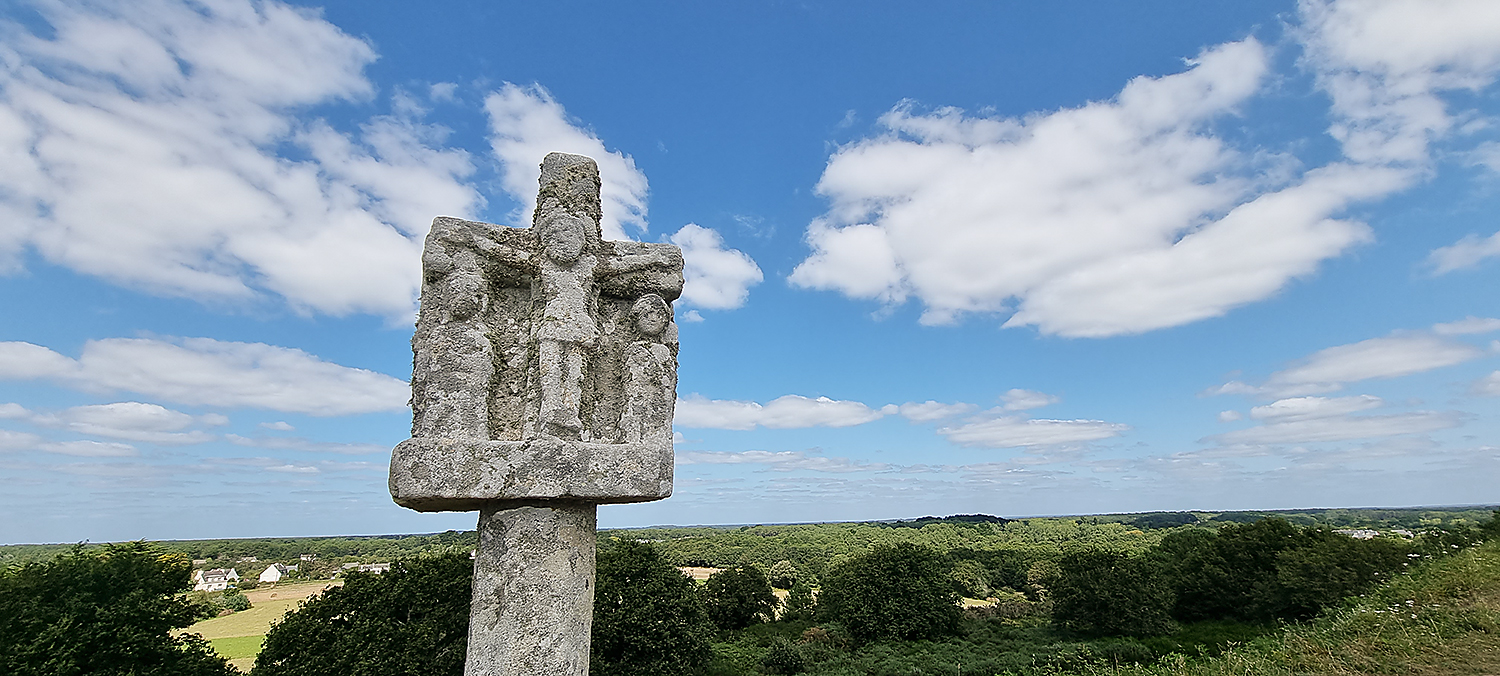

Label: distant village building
[300,553,317,561]
[192,568,239,592]
[191,559,208,566]
[339,562,392,574]
[237,556,258,563]
[258,563,299,584]
[1335,529,1380,540]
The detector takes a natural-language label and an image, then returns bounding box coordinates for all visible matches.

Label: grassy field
[1071,539,1500,676]
[185,580,340,672]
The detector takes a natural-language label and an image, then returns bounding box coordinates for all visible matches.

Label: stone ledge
[389,437,673,512]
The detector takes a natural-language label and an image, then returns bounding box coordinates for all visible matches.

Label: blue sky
[2,0,1500,543]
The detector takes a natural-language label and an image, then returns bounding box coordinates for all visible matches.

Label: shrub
[760,637,806,674]
[702,565,778,631]
[0,542,236,676]
[254,552,471,676]
[816,543,961,642]
[222,590,252,612]
[592,541,714,676]
[1049,549,1175,637]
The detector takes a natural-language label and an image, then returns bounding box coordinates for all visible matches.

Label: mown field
[184,580,340,671]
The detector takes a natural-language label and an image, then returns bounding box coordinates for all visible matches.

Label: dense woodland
[2,506,1492,569]
[3,506,1498,675]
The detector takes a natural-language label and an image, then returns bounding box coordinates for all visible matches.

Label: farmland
[185,581,341,671]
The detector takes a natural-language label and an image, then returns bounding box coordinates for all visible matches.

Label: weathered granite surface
[393,152,683,508]
[467,503,596,676]
[389,152,684,676]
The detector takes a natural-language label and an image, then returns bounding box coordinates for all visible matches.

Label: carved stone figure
[389,152,684,676]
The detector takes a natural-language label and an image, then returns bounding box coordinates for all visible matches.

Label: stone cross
[389,152,684,675]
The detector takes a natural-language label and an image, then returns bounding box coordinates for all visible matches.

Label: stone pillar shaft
[466,503,597,676]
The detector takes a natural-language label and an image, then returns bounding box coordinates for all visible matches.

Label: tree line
[2,510,1497,675]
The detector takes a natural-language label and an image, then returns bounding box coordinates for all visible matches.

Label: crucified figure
[414,152,681,442]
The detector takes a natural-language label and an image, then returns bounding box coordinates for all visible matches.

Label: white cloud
[670,224,763,311]
[42,440,138,457]
[1217,410,1243,422]
[1207,411,1461,445]
[1249,395,1383,422]
[485,83,648,241]
[0,0,481,317]
[0,337,408,416]
[793,2,1500,338]
[938,416,1130,449]
[1265,335,1481,395]
[675,450,888,473]
[1471,371,1500,396]
[259,421,295,431]
[1298,0,1500,166]
[266,463,320,474]
[1432,317,1500,335]
[32,402,218,445]
[225,434,385,455]
[898,400,978,422]
[1001,389,1059,411]
[1429,234,1500,274]
[675,394,889,430]
[1216,333,1484,398]
[1305,0,1500,274]
[789,39,1398,337]
[0,429,43,451]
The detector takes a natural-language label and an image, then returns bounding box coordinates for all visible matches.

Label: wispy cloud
[0,337,408,415]
[938,415,1129,449]
[225,434,386,455]
[1213,332,1484,398]
[1206,411,1462,446]
[675,395,892,431]
[676,450,888,473]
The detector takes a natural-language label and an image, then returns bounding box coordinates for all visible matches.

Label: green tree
[1275,530,1408,619]
[1482,510,1500,541]
[253,552,471,676]
[769,559,799,589]
[1049,549,1175,638]
[1154,528,1234,622]
[592,541,713,676]
[950,559,990,598]
[0,542,236,676]
[782,580,817,622]
[702,565,778,631]
[816,543,960,642]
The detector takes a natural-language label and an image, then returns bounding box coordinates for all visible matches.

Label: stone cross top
[389,152,684,675]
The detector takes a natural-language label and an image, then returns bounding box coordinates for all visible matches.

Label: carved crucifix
[389,152,684,675]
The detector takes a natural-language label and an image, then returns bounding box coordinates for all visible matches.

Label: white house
[259,563,297,583]
[192,568,239,592]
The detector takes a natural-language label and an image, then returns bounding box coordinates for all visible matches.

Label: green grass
[186,597,303,640]
[208,635,264,672]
